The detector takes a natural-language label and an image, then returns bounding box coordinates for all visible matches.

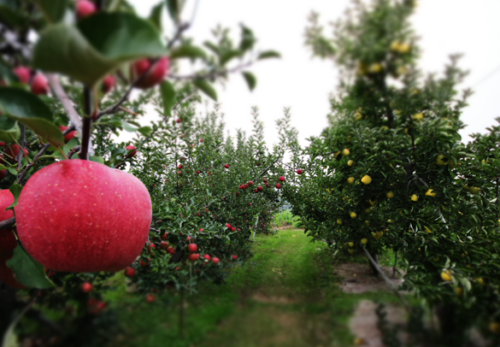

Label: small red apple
[200,139,204,142]
[124,267,135,277]
[13,66,31,84]
[126,145,137,158]
[178,164,183,169]
[59,126,78,143]
[279,176,285,182]
[16,160,152,272]
[187,244,198,253]
[212,257,220,265]
[248,181,254,186]
[101,75,116,94]
[132,57,170,89]
[224,164,230,169]
[145,294,156,303]
[232,255,238,260]
[176,118,182,123]
[31,74,49,95]
[276,183,282,189]
[76,0,97,19]
[296,169,303,175]
[162,232,168,240]
[81,282,93,293]
[0,191,25,289]
[167,246,175,255]
[258,186,263,191]
[188,253,200,262]
[160,241,170,250]
[203,254,211,261]
[231,227,236,231]
[4,144,28,162]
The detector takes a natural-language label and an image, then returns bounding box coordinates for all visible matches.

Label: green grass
[105,230,405,347]
[273,210,301,228]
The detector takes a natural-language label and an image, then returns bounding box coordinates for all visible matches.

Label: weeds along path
[109,230,402,347]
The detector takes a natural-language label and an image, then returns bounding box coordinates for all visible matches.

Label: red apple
[188,253,200,262]
[248,181,254,186]
[200,139,204,142]
[232,255,238,260]
[162,232,168,240]
[124,267,135,277]
[296,169,303,175]
[4,144,28,162]
[30,74,49,95]
[145,294,156,303]
[212,257,220,265]
[279,176,285,182]
[187,244,198,253]
[59,126,78,143]
[231,227,236,231]
[167,246,175,254]
[224,164,230,169]
[276,183,282,189]
[126,145,137,158]
[76,0,97,19]
[178,164,183,169]
[0,191,25,289]
[13,66,31,84]
[203,254,211,261]
[81,282,93,293]
[258,186,263,191]
[16,160,152,272]
[101,75,116,94]
[132,57,170,89]
[176,118,182,123]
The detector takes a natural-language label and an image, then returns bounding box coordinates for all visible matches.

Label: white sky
[132,0,500,147]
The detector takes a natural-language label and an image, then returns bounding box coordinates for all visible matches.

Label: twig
[16,143,51,184]
[0,217,16,230]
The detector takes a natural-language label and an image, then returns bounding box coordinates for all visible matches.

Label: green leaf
[166,0,186,23]
[89,155,104,164]
[138,126,152,137]
[220,50,242,66]
[242,71,257,91]
[239,24,256,51]
[170,44,207,60]
[6,245,55,289]
[203,41,221,56]
[149,1,164,30]
[122,120,139,132]
[7,168,17,176]
[33,0,69,23]
[258,50,281,60]
[193,79,218,101]
[33,13,166,87]
[0,88,64,146]
[0,116,20,142]
[160,81,176,116]
[6,184,22,212]
[0,0,29,29]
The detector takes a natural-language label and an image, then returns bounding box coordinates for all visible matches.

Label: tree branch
[47,74,83,136]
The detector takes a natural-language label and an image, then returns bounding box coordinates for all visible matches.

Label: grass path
[108,230,399,347]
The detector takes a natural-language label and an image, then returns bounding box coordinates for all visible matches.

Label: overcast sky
[132,0,500,147]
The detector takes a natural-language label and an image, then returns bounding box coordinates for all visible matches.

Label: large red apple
[16,159,152,272]
[0,190,25,288]
[132,57,170,89]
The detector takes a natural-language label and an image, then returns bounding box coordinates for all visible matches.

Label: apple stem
[79,88,93,160]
